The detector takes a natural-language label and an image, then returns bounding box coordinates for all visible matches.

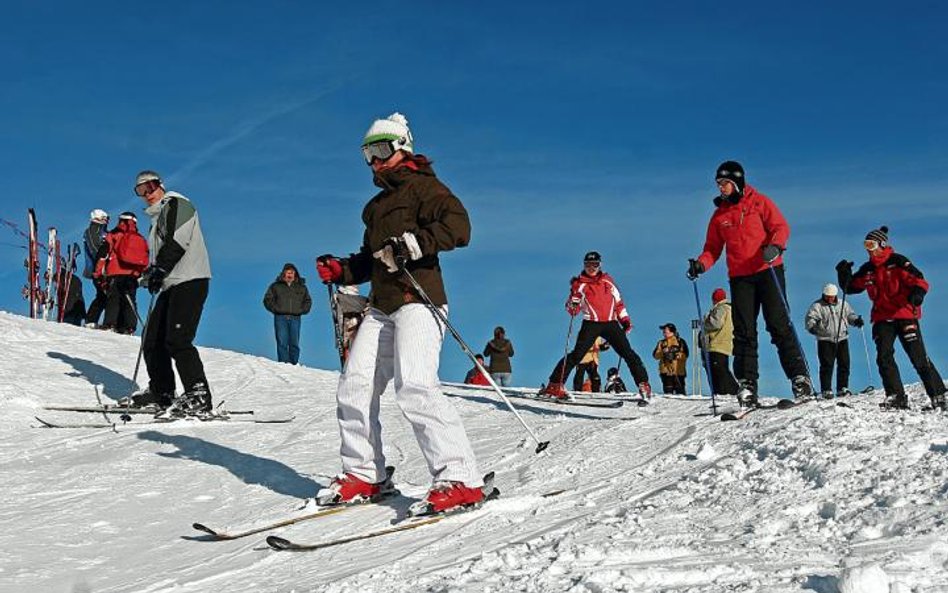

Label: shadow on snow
[47,350,136,400]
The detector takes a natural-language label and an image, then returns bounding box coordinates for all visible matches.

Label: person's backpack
[114,231,149,271]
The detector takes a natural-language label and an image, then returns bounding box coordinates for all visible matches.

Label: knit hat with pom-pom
[864,226,889,248]
[362,112,414,153]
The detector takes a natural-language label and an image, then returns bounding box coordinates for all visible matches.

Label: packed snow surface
[2,311,947,593]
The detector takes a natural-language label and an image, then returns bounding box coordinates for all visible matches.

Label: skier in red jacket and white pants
[687,161,812,406]
[837,226,946,410]
[539,251,650,399]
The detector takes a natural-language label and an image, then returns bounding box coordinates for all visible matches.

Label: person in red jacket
[98,212,149,334]
[686,161,812,406]
[539,251,650,399]
[836,226,946,410]
[464,354,491,386]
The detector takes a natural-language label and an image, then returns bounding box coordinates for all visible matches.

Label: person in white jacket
[804,283,863,398]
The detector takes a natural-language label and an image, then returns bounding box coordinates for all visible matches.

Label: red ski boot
[638,381,652,399]
[315,467,396,506]
[409,481,486,516]
[538,382,569,400]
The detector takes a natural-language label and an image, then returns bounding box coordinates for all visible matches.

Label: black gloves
[687,259,705,281]
[140,266,167,294]
[852,316,865,328]
[836,260,854,288]
[762,244,783,264]
[908,286,926,307]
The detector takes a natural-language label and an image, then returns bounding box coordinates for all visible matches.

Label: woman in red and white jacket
[837,226,946,410]
[539,251,650,399]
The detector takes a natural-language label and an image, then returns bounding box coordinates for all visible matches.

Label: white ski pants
[336,303,482,487]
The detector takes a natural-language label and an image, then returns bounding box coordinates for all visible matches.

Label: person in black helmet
[539,251,651,399]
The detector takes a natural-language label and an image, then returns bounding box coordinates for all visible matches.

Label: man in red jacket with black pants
[539,251,650,399]
[687,161,812,407]
[837,226,946,411]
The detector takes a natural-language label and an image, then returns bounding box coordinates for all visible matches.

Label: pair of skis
[35,404,293,429]
[193,469,499,552]
[719,397,801,421]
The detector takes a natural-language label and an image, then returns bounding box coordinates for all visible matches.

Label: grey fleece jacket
[805,298,859,342]
[144,191,211,291]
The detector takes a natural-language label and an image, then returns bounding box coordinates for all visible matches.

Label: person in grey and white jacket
[804,283,863,398]
[128,170,213,416]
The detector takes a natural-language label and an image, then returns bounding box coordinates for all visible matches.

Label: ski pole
[399,265,549,454]
[120,292,155,423]
[690,279,717,415]
[829,277,853,399]
[766,264,814,386]
[556,313,577,388]
[858,325,875,393]
[325,284,346,370]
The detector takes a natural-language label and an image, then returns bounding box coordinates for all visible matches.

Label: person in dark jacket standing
[687,161,812,407]
[837,226,945,410]
[263,263,312,364]
[483,326,514,386]
[315,112,484,515]
[129,170,213,416]
[83,209,109,327]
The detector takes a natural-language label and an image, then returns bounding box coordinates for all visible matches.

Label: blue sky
[2,2,946,396]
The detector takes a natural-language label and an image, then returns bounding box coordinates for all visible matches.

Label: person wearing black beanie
[836,227,946,410]
[685,160,812,406]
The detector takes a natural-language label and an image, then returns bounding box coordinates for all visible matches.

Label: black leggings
[550,321,648,386]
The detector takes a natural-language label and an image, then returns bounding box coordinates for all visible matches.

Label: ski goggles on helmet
[864,239,881,251]
[361,140,399,164]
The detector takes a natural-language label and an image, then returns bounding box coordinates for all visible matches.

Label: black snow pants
[549,320,649,387]
[873,319,946,398]
[816,339,850,393]
[144,279,209,394]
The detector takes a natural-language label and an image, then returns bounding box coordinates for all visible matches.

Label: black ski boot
[791,375,815,400]
[880,393,909,410]
[158,382,213,418]
[118,388,174,410]
[931,393,947,412]
[737,380,758,408]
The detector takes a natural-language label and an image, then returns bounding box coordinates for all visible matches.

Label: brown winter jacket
[338,158,471,315]
[483,338,514,373]
[653,335,688,376]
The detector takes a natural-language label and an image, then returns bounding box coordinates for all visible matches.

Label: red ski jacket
[103,219,149,277]
[464,368,491,386]
[568,271,630,324]
[848,247,929,322]
[696,184,790,278]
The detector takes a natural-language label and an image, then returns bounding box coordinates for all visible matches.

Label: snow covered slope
[2,311,947,593]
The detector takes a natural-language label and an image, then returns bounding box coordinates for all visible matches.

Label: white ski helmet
[90,209,109,222]
[822,283,839,297]
[134,170,162,189]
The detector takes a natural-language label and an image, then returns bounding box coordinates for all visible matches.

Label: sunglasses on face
[584,261,601,268]
[361,141,397,165]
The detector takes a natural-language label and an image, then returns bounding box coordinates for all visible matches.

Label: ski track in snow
[2,311,948,593]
